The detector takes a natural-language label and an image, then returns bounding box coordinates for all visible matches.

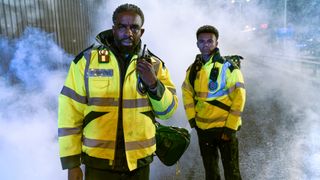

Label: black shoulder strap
[188,54,202,89]
[73,43,95,64]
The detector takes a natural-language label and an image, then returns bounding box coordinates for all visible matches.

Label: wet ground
[150,54,320,180]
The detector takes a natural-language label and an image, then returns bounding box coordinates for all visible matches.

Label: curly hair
[112,3,144,26]
[196,25,219,40]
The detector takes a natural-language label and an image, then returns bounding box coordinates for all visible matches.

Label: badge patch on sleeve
[98,50,109,63]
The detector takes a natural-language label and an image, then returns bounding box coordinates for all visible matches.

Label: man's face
[196,33,218,56]
[113,12,144,52]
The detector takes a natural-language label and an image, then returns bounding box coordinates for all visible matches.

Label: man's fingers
[221,133,230,141]
[137,60,152,71]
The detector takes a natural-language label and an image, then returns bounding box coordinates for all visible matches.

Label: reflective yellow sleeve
[225,69,246,130]
[181,68,196,124]
[58,59,87,169]
[148,61,178,119]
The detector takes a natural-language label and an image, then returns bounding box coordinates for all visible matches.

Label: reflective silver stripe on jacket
[182,81,193,92]
[230,109,242,116]
[61,86,87,104]
[126,137,156,150]
[84,50,92,100]
[123,98,150,108]
[83,136,116,149]
[196,114,227,123]
[88,97,119,106]
[85,98,152,108]
[228,82,245,94]
[58,127,82,137]
[83,136,155,150]
[184,103,194,109]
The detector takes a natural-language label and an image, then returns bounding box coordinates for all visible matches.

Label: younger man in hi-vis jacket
[182,25,246,180]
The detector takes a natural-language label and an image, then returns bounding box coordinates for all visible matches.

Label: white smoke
[92,1,320,180]
[0,27,71,180]
[0,0,319,180]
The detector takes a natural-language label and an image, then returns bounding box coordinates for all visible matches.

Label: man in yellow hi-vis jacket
[58,4,178,180]
[182,25,246,180]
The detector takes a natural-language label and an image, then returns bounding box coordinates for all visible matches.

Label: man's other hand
[221,133,231,141]
[68,167,83,180]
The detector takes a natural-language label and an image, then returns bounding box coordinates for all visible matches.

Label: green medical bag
[155,122,191,166]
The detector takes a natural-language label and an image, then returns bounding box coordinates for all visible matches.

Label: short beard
[114,37,136,54]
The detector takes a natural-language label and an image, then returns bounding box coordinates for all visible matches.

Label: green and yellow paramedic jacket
[182,49,246,134]
[58,30,178,171]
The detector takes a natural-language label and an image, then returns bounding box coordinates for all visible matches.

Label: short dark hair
[196,25,219,39]
[112,3,144,26]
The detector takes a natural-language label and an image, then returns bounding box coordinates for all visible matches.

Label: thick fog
[0,0,319,179]
[0,28,70,179]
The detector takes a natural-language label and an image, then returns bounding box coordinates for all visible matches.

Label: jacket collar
[96,29,113,47]
[211,48,224,64]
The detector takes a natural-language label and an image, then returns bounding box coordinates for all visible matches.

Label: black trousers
[196,128,241,180]
[85,165,150,180]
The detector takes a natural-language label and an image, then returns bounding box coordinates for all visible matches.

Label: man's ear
[112,25,116,34]
[216,41,219,47]
[196,41,200,49]
[140,28,145,36]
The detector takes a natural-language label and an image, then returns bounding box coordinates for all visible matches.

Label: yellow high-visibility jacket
[182,50,246,132]
[58,32,178,171]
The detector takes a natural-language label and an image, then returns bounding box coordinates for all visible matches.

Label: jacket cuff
[147,80,165,101]
[60,154,81,170]
[188,118,196,128]
[223,127,236,138]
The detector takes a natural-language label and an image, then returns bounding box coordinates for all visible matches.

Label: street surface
[151,54,320,180]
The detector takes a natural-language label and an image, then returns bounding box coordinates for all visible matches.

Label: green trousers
[196,127,242,180]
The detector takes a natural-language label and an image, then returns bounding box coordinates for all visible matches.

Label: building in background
[0,0,95,55]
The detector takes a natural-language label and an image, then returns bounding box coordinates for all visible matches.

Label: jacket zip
[112,53,122,170]
[112,51,131,171]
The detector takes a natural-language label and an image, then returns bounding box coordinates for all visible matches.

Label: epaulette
[223,55,243,71]
[73,44,94,64]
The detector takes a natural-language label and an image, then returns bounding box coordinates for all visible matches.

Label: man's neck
[201,54,211,63]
